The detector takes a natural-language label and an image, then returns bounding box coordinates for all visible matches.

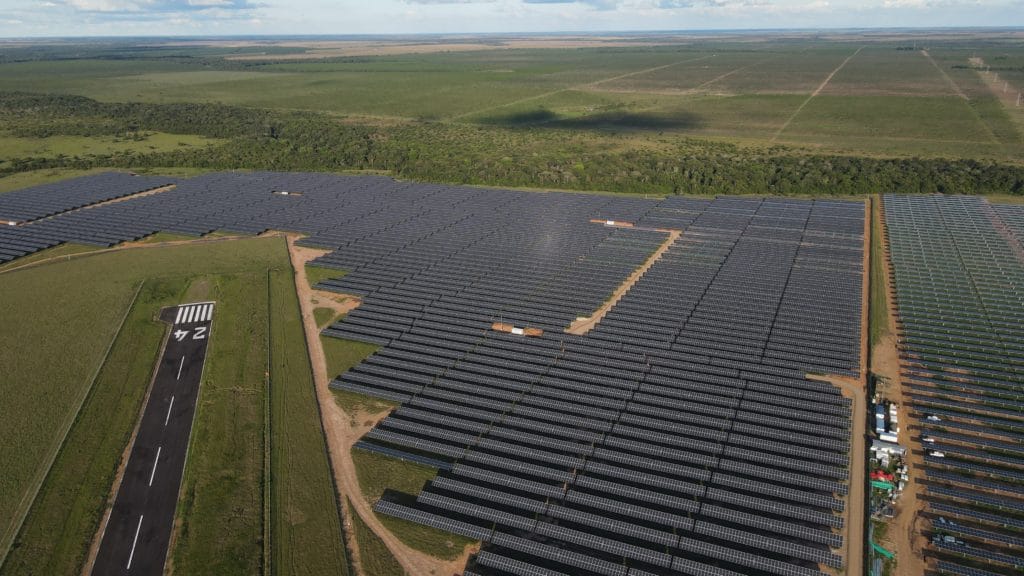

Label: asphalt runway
[91,302,214,576]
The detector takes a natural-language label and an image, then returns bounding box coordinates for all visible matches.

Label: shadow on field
[477,107,703,132]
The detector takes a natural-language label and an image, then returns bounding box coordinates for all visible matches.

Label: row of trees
[2,92,1023,196]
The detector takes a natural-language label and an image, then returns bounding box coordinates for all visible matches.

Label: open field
[268,268,349,576]
[0,132,220,166]
[347,498,403,576]
[351,449,473,561]
[1,34,1023,166]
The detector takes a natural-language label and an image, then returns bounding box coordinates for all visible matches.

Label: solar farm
[884,195,1024,576]
[0,172,867,576]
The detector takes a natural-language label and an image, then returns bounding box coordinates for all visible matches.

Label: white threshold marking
[165,396,175,426]
[148,446,162,487]
[126,515,144,570]
[176,357,185,381]
[174,306,183,324]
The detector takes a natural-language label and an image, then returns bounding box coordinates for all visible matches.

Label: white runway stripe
[126,515,143,570]
[174,302,215,325]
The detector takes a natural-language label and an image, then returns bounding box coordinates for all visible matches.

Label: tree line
[1,91,1022,196]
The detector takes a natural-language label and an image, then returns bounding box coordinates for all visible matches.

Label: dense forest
[2,92,1023,196]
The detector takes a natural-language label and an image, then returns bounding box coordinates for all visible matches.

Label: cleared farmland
[1,35,1023,163]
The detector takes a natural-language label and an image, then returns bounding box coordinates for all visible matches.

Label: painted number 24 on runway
[173,327,207,342]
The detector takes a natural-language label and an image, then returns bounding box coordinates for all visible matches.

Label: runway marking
[176,357,185,381]
[174,307,183,324]
[126,515,143,570]
[148,447,161,487]
[165,396,174,426]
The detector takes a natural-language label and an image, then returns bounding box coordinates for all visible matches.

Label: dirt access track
[567,223,681,335]
[286,236,472,576]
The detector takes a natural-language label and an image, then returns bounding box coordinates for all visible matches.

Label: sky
[0,0,1022,38]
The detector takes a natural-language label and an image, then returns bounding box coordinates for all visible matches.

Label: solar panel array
[884,195,1024,575]
[0,172,172,225]
[0,172,866,576]
[0,172,175,263]
[318,193,863,575]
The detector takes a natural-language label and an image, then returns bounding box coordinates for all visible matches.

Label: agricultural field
[0,33,1023,178]
[0,237,347,576]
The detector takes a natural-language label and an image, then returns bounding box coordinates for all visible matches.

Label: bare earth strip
[286,236,469,576]
[874,197,927,575]
[450,54,714,121]
[567,227,680,335]
[588,56,777,96]
[921,50,969,100]
[820,374,867,576]
[771,46,864,142]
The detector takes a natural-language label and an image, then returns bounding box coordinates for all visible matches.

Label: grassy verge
[306,264,347,288]
[321,337,379,380]
[314,306,339,328]
[268,268,349,576]
[170,271,270,575]
[869,196,891,348]
[0,168,114,193]
[348,499,403,576]
[0,236,286,571]
[351,449,473,561]
[0,278,185,576]
[134,231,201,244]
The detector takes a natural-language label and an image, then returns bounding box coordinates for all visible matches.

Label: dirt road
[286,236,468,576]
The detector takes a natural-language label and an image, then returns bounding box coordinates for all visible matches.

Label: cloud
[60,0,262,14]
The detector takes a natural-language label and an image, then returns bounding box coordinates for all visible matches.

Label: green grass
[347,499,403,576]
[0,278,184,576]
[134,231,200,244]
[306,264,347,288]
[351,449,474,561]
[314,306,339,328]
[321,336,379,381]
[0,132,221,166]
[869,196,891,349]
[170,271,270,575]
[0,168,115,193]
[268,269,349,576]
[3,40,1022,161]
[0,236,287,571]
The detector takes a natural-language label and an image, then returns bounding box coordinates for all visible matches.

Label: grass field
[869,196,890,349]
[305,264,348,287]
[0,278,178,576]
[268,268,349,576]
[0,237,348,575]
[0,132,221,166]
[351,448,474,561]
[347,498,403,576]
[2,37,1023,162]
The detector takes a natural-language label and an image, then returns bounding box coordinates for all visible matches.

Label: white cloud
[0,0,1021,36]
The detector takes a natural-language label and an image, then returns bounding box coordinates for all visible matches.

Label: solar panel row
[884,195,1024,575]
